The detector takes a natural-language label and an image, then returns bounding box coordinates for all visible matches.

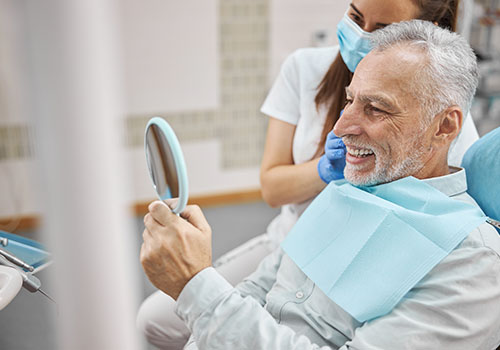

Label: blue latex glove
[318,130,346,183]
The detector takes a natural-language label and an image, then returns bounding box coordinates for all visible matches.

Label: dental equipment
[0,247,35,272]
[0,254,55,304]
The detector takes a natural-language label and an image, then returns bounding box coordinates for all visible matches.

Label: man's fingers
[139,237,150,265]
[144,213,162,233]
[142,226,153,241]
[164,198,179,210]
[148,200,175,226]
[180,205,211,234]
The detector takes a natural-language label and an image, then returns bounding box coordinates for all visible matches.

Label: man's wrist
[175,267,234,329]
[169,264,213,300]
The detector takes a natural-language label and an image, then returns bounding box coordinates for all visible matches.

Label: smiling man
[140,21,500,350]
[337,39,467,187]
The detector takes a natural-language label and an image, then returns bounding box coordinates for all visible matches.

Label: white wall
[130,0,352,203]
[125,0,353,204]
[121,0,219,115]
[1,0,354,217]
[0,0,30,125]
[0,1,37,218]
[130,139,260,202]
[269,0,350,81]
[0,160,38,217]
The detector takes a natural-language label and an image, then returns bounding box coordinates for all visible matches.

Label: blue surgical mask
[336,12,373,72]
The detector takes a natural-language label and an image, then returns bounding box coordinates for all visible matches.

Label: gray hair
[370,20,479,123]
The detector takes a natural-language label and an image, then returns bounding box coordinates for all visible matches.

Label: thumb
[180,205,211,234]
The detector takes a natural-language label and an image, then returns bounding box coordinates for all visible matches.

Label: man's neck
[413,150,450,180]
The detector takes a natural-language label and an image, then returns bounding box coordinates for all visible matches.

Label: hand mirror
[144,117,188,214]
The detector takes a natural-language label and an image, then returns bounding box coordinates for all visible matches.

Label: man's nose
[333,105,363,137]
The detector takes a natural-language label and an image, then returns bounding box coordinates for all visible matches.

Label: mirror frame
[144,117,189,214]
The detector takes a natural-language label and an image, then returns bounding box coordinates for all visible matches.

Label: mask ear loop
[342,11,373,39]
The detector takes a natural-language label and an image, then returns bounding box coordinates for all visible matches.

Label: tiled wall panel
[0,125,35,160]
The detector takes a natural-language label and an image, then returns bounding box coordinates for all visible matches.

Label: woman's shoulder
[290,46,339,60]
[286,46,339,71]
[279,46,339,86]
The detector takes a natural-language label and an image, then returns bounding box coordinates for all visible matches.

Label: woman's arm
[260,117,326,208]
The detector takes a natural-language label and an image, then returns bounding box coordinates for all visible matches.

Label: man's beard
[343,135,426,187]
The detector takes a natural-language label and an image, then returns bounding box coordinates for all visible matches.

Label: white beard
[344,134,426,187]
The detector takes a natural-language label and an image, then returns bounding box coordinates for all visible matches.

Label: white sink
[0,265,23,310]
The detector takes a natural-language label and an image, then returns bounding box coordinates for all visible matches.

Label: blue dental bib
[281,176,486,322]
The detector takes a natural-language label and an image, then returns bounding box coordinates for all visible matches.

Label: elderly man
[140,20,500,349]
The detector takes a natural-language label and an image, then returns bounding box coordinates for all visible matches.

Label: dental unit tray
[0,230,51,274]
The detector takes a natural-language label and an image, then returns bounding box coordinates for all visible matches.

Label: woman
[137,1,479,348]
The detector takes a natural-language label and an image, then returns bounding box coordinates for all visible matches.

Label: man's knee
[136,292,190,349]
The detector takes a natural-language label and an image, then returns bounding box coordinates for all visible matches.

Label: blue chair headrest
[461,126,500,233]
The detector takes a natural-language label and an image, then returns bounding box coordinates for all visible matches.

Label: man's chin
[344,177,381,187]
[344,163,423,187]
[344,168,384,187]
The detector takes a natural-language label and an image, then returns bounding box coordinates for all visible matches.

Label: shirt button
[295,291,304,299]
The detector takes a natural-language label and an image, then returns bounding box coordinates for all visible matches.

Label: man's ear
[432,106,463,145]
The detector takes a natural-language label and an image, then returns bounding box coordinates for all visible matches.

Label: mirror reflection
[144,117,188,214]
[145,124,179,199]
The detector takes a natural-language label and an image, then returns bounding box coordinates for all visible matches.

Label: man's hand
[140,201,212,300]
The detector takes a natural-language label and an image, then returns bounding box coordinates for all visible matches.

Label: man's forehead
[350,47,425,103]
[363,46,425,80]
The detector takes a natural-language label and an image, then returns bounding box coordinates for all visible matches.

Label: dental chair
[461,126,500,234]
[462,126,500,350]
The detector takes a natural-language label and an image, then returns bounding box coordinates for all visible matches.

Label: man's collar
[421,166,467,197]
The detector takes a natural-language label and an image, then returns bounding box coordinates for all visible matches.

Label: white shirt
[176,169,500,350]
[261,47,480,244]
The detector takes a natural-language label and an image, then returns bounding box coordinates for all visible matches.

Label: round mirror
[144,117,188,214]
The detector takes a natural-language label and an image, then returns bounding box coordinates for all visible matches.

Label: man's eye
[345,99,353,107]
[367,105,386,114]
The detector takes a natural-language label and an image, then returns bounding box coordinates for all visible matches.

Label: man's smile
[345,144,375,165]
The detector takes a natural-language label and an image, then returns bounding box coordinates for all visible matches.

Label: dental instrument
[0,254,55,304]
[0,247,35,272]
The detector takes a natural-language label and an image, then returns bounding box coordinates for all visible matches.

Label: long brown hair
[313,0,460,156]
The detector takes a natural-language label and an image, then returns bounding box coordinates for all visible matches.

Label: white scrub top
[260,46,480,244]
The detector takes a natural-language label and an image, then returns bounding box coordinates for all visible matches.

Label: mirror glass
[144,117,188,214]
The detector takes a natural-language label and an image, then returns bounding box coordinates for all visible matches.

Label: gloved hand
[317,130,346,183]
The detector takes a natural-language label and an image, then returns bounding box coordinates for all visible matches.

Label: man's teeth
[346,146,374,157]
